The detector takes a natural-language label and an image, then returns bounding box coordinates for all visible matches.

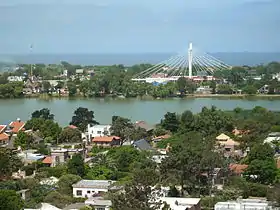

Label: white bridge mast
[188,42,193,78]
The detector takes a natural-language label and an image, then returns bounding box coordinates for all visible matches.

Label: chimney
[17,118,21,122]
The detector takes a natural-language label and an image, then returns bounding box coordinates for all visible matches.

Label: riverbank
[28,93,280,100]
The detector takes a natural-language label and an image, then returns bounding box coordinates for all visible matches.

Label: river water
[1,98,280,126]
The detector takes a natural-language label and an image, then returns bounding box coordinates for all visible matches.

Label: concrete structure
[215,198,272,210]
[72,180,115,198]
[87,124,111,140]
[17,189,31,201]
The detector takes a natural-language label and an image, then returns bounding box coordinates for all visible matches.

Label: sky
[0,0,279,54]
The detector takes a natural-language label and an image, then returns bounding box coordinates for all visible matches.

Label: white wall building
[87,124,111,139]
[72,180,115,198]
[215,199,272,210]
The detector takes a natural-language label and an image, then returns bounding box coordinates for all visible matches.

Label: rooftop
[92,136,120,142]
[133,139,154,151]
[72,180,115,189]
[85,198,112,206]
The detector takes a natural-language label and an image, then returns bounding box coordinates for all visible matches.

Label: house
[216,133,240,155]
[72,180,115,198]
[8,118,25,134]
[152,134,171,143]
[0,125,9,145]
[160,197,201,210]
[87,124,111,139]
[134,121,154,133]
[215,198,272,210]
[92,136,121,147]
[50,148,83,167]
[229,163,248,176]
[133,139,154,151]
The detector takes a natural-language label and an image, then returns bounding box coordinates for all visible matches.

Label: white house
[160,197,201,210]
[87,124,111,139]
[72,180,115,198]
[215,198,272,210]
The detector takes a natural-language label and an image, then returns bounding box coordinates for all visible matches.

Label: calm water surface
[1,98,280,126]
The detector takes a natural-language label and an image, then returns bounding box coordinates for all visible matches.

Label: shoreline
[19,93,280,100]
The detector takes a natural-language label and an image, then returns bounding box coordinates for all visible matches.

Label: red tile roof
[0,125,6,133]
[68,125,78,129]
[229,163,248,175]
[0,133,9,141]
[93,136,120,142]
[9,120,25,133]
[42,156,52,164]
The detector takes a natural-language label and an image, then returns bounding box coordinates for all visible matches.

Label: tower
[188,42,193,78]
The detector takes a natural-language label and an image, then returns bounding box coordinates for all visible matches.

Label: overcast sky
[0,0,279,54]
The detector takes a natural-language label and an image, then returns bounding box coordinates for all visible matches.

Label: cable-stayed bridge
[132,43,231,83]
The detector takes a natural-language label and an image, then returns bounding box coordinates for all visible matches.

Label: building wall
[73,187,108,198]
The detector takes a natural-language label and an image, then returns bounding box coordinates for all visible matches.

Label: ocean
[0,52,279,67]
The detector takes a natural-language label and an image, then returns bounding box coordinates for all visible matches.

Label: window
[76,190,82,196]
[96,208,105,210]
[87,191,90,194]
[97,131,102,134]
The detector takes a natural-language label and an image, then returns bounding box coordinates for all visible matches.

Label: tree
[14,131,34,149]
[40,120,62,140]
[177,77,187,95]
[110,116,135,145]
[67,154,85,177]
[193,106,234,136]
[42,81,51,92]
[44,191,72,208]
[31,108,54,120]
[57,174,82,196]
[160,112,180,133]
[245,143,277,184]
[110,168,168,210]
[0,148,23,180]
[58,127,82,143]
[160,132,222,196]
[70,107,99,132]
[0,190,24,210]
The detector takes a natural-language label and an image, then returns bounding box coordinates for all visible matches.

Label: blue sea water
[0,52,279,66]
